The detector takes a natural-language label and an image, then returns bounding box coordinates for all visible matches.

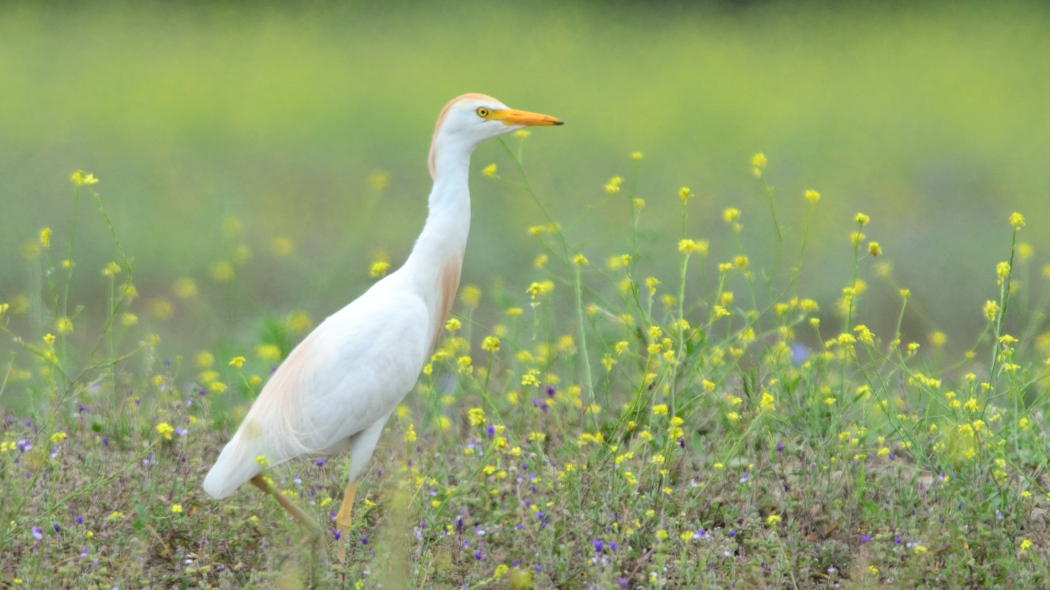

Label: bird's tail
[202,428,265,499]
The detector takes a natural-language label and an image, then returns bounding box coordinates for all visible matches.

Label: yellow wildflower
[751,152,767,176]
[156,422,175,440]
[997,261,1011,285]
[369,261,390,278]
[461,285,482,307]
[55,317,73,334]
[1010,212,1026,230]
[984,300,1000,322]
[255,344,282,362]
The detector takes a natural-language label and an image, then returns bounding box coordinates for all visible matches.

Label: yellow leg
[335,481,358,561]
[251,475,328,562]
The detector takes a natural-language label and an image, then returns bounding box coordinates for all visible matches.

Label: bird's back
[202,278,431,499]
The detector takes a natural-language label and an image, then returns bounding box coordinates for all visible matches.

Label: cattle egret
[202,94,562,558]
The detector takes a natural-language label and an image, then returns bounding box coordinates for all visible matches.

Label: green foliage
[1,139,1049,587]
[4,1,1050,348]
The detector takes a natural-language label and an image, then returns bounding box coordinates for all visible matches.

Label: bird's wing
[202,285,430,499]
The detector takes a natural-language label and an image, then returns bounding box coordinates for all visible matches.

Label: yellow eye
[476,107,490,118]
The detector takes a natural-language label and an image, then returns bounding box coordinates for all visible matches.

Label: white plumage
[202,285,429,498]
[201,93,562,554]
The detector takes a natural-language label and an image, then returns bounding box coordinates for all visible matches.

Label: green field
[2,1,1050,588]
[3,1,1050,342]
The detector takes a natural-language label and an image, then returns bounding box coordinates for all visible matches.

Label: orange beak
[491,109,564,126]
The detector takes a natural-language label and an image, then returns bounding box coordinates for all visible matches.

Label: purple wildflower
[32,527,43,540]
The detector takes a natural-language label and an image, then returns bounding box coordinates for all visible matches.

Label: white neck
[404,140,472,275]
[401,136,474,349]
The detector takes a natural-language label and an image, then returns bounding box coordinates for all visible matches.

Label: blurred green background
[2,0,1049,356]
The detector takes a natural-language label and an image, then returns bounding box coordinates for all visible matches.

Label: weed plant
[1,139,1048,588]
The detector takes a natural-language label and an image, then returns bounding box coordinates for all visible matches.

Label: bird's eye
[476,107,490,118]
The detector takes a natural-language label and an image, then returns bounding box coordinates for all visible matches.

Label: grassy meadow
[3,1,1050,588]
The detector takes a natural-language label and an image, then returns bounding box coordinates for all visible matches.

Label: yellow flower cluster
[71,171,99,186]
[526,281,555,299]
[156,422,175,440]
[678,239,709,255]
[751,152,767,176]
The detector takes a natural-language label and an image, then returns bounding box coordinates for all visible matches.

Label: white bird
[202,94,562,557]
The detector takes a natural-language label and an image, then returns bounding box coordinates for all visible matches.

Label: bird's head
[429,93,562,178]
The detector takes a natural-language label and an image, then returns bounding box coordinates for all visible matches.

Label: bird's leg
[335,481,358,562]
[250,475,329,563]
